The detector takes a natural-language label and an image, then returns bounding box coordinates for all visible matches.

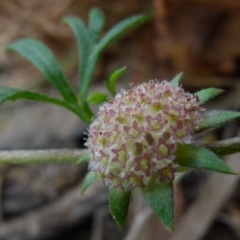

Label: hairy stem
[0,149,89,164]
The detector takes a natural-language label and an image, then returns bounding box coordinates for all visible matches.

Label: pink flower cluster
[86,81,204,190]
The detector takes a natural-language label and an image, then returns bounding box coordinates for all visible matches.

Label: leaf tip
[61,16,72,25]
[178,71,184,76]
[115,220,125,230]
[81,171,96,195]
[80,187,85,195]
[170,72,184,86]
[165,221,174,232]
[230,171,238,175]
[4,46,12,52]
[90,7,104,16]
[60,19,67,25]
[219,89,225,93]
[140,13,152,22]
[109,189,131,230]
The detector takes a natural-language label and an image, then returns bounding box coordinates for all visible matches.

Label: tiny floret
[86,81,204,190]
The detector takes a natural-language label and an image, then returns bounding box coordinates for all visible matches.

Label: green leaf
[0,86,90,121]
[196,88,224,104]
[87,92,108,105]
[96,14,149,56]
[79,14,149,101]
[63,17,90,95]
[0,86,70,111]
[196,110,240,133]
[74,154,90,165]
[203,137,240,156]
[81,171,96,194]
[7,39,77,104]
[109,189,131,229]
[0,88,58,104]
[88,8,105,47]
[174,143,236,174]
[106,66,126,96]
[143,181,174,231]
[170,72,183,86]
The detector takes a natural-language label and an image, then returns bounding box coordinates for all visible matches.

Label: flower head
[86,80,204,190]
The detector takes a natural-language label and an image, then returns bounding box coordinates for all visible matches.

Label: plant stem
[0,149,89,164]
[79,100,95,123]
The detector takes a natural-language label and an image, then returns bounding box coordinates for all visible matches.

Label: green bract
[109,189,131,229]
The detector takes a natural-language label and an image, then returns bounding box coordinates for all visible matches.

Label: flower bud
[86,81,204,190]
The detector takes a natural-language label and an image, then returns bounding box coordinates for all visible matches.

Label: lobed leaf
[106,66,126,96]
[109,189,131,229]
[7,39,77,104]
[196,110,240,133]
[81,171,96,194]
[196,88,224,104]
[143,181,174,231]
[88,8,105,47]
[170,72,183,86]
[87,92,108,105]
[174,143,236,174]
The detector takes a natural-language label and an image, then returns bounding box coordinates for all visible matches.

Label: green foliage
[203,137,240,156]
[88,8,105,47]
[7,39,77,104]
[0,86,82,117]
[143,181,174,231]
[106,66,126,96]
[3,7,240,233]
[170,72,183,86]
[109,189,131,229]
[174,144,236,174]
[81,171,96,194]
[4,9,149,124]
[196,88,223,104]
[64,12,149,102]
[196,110,240,133]
[75,155,90,165]
[62,17,91,96]
[96,14,150,56]
[0,87,53,104]
[87,92,109,105]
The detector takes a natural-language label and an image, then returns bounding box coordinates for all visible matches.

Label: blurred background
[0,0,240,239]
